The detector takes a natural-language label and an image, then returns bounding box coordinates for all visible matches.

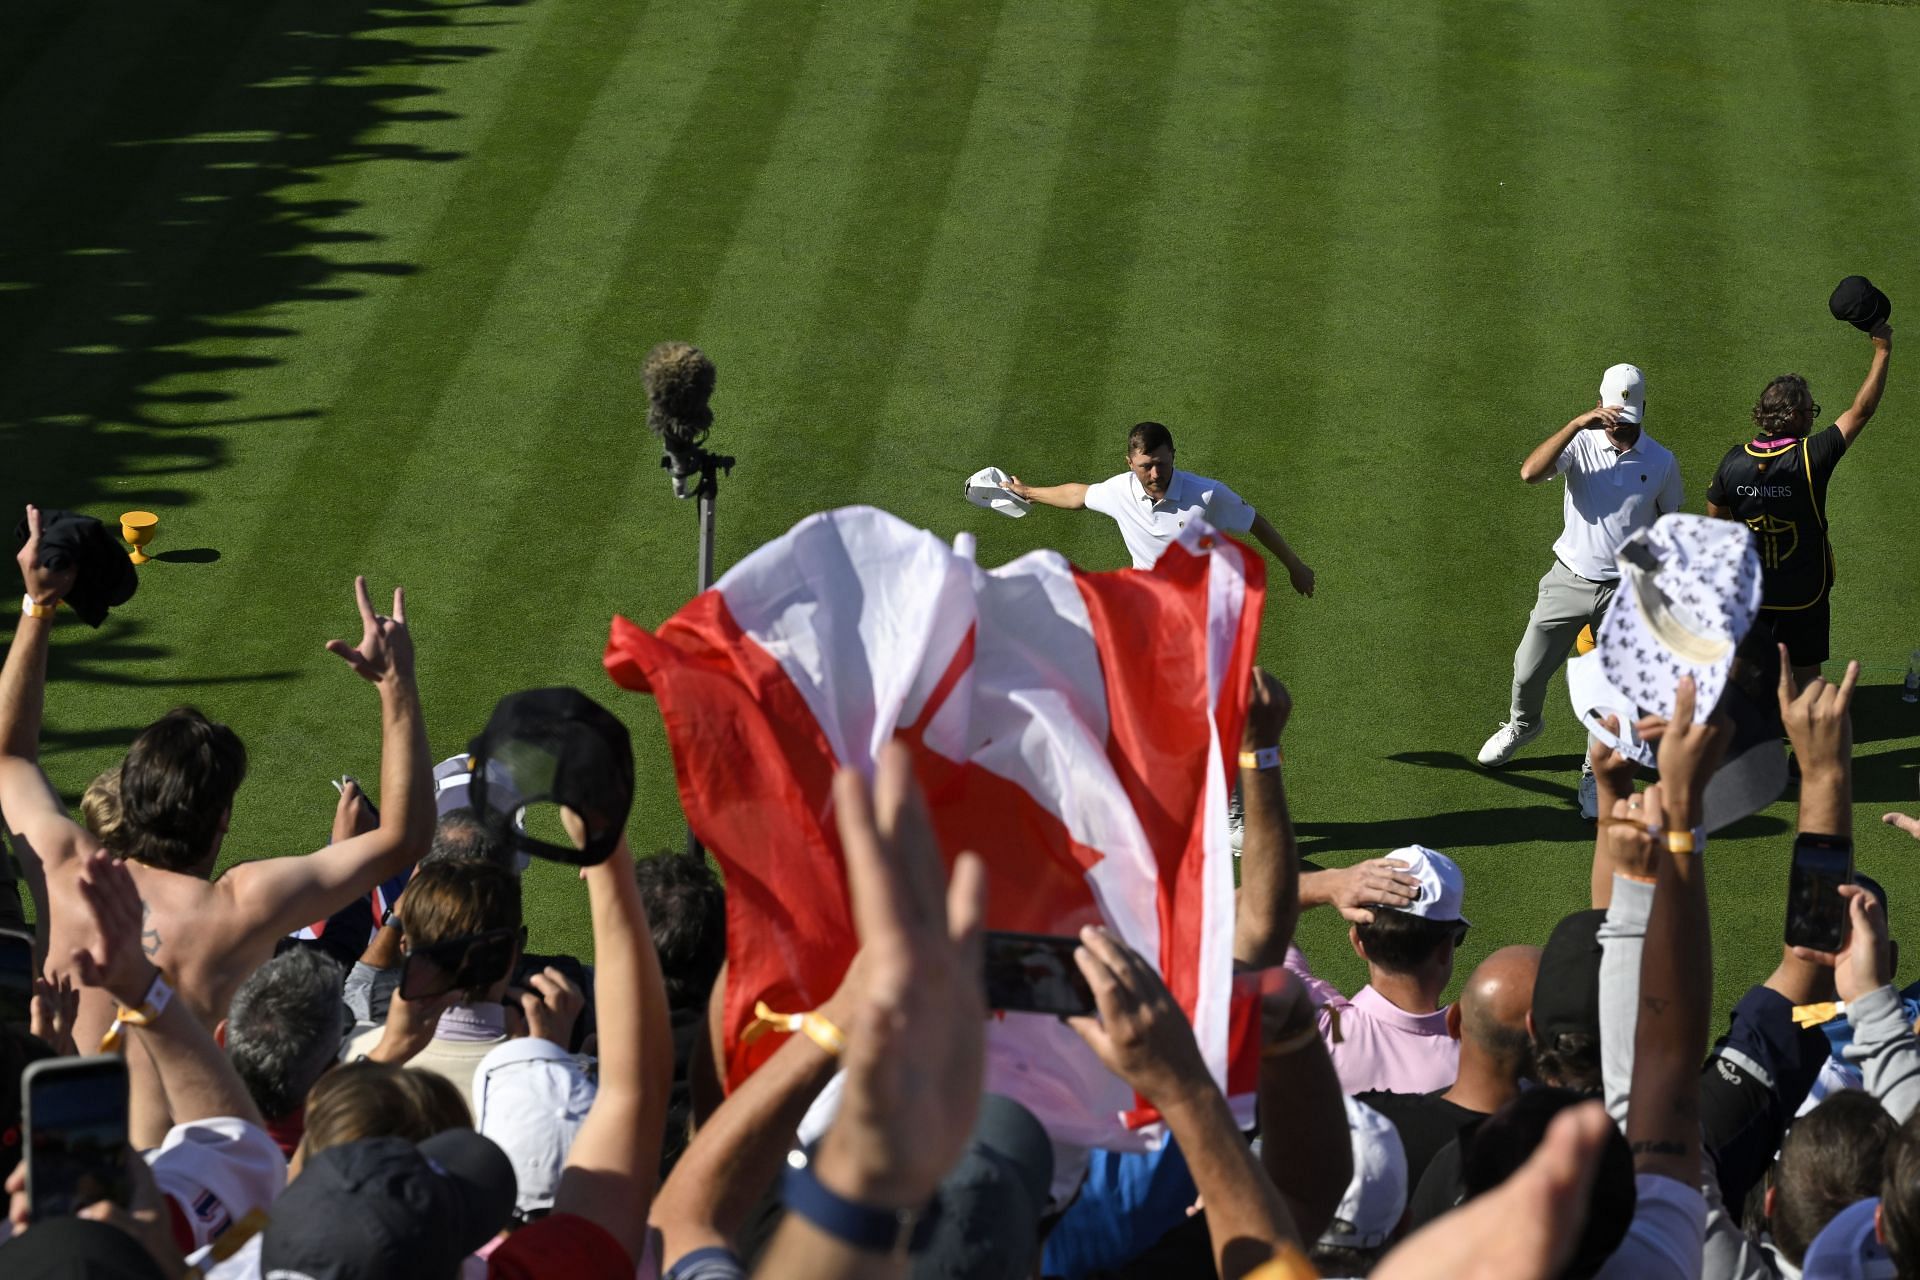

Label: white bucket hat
[1595,514,1762,724]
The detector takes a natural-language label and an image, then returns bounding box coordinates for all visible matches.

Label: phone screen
[983,931,1096,1017]
[0,928,32,1024]
[1784,835,1854,952]
[26,1056,130,1221]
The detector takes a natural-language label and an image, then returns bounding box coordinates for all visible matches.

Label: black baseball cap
[1830,275,1891,333]
[467,688,634,867]
[0,1215,169,1279]
[261,1130,517,1280]
[1532,910,1605,1046]
[912,1095,1055,1280]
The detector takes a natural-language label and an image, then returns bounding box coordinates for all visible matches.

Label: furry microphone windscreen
[642,341,716,444]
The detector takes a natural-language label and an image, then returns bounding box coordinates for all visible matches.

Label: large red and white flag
[605,506,1264,1150]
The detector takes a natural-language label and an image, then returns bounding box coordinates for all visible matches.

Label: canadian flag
[605,506,1264,1150]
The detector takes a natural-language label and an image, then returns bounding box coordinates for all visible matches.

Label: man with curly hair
[1005,420,1316,596]
[1707,323,1893,686]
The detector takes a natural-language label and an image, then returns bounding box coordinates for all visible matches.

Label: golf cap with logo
[259,1130,516,1280]
[963,466,1032,519]
[1318,1096,1409,1252]
[1596,514,1762,726]
[1383,845,1467,925]
[1598,363,1646,425]
[147,1117,288,1253]
[1802,1196,1896,1280]
[432,754,530,873]
[468,687,633,868]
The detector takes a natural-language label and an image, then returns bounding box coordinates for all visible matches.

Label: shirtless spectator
[0,506,433,1046]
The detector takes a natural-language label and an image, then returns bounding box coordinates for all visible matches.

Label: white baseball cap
[1318,1097,1409,1252]
[964,466,1032,519]
[1385,845,1468,925]
[1599,363,1645,424]
[146,1117,289,1251]
[1802,1197,1896,1279]
[1595,514,1763,726]
[473,1038,598,1217]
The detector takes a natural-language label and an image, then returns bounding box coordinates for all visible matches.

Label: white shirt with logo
[1550,430,1684,581]
[1084,468,1257,569]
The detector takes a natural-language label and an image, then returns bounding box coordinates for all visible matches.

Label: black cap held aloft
[1829,275,1891,333]
[468,687,634,867]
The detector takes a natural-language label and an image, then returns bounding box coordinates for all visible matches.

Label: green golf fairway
[5,0,1918,1018]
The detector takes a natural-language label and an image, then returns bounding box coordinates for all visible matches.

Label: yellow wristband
[1239,746,1283,771]
[1667,829,1698,854]
[99,971,173,1054]
[742,1000,846,1057]
[20,594,54,620]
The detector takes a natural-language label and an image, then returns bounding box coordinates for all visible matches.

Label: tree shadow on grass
[0,0,523,526]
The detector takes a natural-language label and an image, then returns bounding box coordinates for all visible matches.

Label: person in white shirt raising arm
[1007,420,1316,597]
[1476,365,1684,818]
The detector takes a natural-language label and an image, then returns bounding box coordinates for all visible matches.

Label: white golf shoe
[1477,720,1541,767]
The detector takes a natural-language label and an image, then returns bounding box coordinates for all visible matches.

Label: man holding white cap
[1005,420,1316,595]
[1286,844,1470,1095]
[1478,366,1685,812]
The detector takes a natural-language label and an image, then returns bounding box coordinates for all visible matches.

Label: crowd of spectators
[4,495,1920,1280]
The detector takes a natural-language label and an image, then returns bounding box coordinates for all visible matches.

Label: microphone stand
[660,438,734,854]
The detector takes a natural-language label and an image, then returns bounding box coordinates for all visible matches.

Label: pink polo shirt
[1285,945,1459,1096]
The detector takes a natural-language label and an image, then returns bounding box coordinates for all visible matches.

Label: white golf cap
[1598,363,1645,424]
[964,466,1032,519]
[473,1038,598,1217]
[1596,514,1762,726]
[1384,845,1468,925]
[146,1118,289,1251]
[1318,1097,1409,1252]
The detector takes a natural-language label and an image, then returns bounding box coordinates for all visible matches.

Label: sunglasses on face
[399,926,521,1002]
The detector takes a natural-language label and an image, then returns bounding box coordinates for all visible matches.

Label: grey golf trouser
[1508,559,1618,731]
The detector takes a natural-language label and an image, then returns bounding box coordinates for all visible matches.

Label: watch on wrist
[783,1161,942,1256]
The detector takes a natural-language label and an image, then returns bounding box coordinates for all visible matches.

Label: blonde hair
[300,1061,470,1157]
[81,765,125,847]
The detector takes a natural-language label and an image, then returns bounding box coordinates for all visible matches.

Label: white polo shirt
[1551,429,1683,581]
[1084,468,1257,569]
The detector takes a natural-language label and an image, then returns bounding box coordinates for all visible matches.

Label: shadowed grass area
[6,0,1920,1018]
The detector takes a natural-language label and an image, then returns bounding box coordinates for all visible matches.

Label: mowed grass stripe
[824,0,1100,573]
[976,0,1192,571]
[724,0,1019,558]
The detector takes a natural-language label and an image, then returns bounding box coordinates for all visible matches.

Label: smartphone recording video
[1784,833,1853,953]
[983,931,1096,1017]
[23,1055,130,1221]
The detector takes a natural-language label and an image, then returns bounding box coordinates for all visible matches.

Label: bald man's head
[1459,945,1542,1071]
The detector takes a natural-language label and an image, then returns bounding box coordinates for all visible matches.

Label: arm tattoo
[140,901,161,959]
[1641,995,1671,1016]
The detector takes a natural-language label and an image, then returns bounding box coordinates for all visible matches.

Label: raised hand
[1778,646,1859,780]
[1790,885,1892,1004]
[325,575,414,686]
[1321,858,1421,924]
[1653,676,1732,817]
[810,743,987,1211]
[1242,668,1292,748]
[1587,715,1638,798]
[1066,926,1210,1108]
[1601,782,1665,882]
[512,966,587,1048]
[15,504,75,606]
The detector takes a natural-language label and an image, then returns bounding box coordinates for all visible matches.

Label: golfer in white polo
[1478,365,1683,812]
[1006,420,1316,596]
